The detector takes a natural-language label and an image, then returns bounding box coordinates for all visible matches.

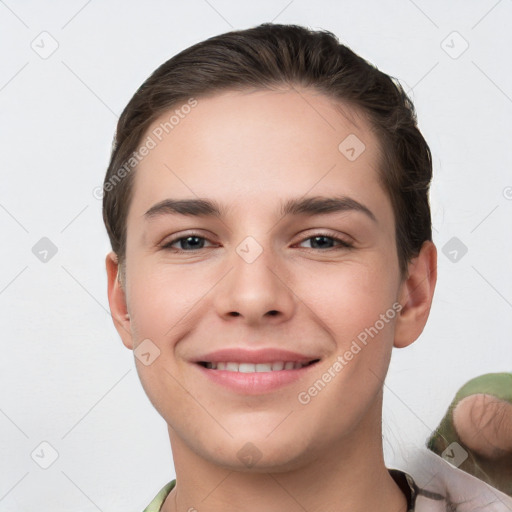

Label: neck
[161,404,407,512]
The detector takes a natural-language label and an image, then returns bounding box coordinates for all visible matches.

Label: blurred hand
[453,393,512,463]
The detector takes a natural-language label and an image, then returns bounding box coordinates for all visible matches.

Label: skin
[106,88,437,512]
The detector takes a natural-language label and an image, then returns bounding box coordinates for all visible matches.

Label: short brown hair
[102,23,432,278]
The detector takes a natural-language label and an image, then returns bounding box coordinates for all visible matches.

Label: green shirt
[142,480,175,512]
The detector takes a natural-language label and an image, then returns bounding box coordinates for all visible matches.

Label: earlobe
[105,251,134,350]
[394,241,437,349]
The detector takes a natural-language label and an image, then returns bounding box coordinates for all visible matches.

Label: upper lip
[194,348,321,364]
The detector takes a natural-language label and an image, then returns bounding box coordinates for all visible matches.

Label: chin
[198,432,314,474]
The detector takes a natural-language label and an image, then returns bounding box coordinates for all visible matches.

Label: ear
[394,241,437,348]
[106,251,134,350]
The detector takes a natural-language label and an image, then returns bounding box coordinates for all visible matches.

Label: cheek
[126,260,209,344]
[294,259,399,344]
[124,261,196,417]
[294,267,398,438]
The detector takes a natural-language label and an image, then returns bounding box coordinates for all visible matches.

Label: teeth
[204,361,310,372]
[239,363,257,373]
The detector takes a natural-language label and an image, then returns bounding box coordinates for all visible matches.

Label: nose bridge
[216,232,295,321]
[232,233,281,296]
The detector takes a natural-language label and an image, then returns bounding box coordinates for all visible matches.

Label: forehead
[127,88,391,226]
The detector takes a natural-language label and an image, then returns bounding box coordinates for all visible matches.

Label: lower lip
[195,363,318,394]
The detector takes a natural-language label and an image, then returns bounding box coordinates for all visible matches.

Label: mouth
[195,351,321,396]
[197,360,320,372]
[193,349,322,394]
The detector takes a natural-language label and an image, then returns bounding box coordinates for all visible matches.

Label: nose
[214,240,297,326]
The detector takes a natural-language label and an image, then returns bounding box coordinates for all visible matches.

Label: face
[110,88,415,472]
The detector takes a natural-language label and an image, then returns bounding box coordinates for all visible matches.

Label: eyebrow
[144,195,377,223]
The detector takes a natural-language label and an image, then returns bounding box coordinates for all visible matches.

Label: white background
[1,1,511,510]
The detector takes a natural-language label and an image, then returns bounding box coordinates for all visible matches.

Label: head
[104,24,436,472]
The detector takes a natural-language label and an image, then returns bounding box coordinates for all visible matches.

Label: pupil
[182,236,203,250]
[312,236,332,249]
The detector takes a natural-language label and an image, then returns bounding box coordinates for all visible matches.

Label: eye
[160,233,215,252]
[160,232,353,253]
[297,233,353,250]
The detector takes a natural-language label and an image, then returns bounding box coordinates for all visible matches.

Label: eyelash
[159,232,354,253]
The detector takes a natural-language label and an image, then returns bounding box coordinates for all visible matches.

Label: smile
[198,360,319,372]
[195,357,321,394]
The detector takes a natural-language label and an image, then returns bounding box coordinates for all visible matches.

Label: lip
[193,348,319,364]
[192,348,321,395]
